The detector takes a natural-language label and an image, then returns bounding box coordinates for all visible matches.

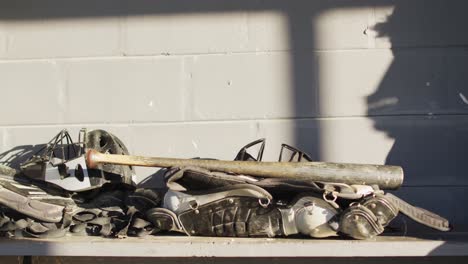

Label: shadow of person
[366,1,468,234]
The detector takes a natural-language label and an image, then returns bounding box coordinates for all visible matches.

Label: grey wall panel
[2,47,466,126]
[63,58,186,123]
[366,48,468,116]
[0,61,64,125]
[323,48,468,117]
[185,52,315,120]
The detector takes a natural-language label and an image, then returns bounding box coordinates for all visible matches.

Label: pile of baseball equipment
[0,129,450,239]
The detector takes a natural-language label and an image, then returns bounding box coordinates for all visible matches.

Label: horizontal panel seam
[1,114,468,127]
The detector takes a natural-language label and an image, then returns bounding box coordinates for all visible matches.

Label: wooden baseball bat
[86,149,404,189]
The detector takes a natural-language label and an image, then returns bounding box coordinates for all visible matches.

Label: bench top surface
[0,233,466,257]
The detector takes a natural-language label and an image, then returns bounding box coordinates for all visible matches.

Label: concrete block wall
[0,0,467,232]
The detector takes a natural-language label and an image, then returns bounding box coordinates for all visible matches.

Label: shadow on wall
[368,0,468,185]
[367,0,468,238]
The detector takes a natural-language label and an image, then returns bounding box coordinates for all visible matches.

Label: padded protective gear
[177,196,282,237]
[158,184,281,237]
[339,195,398,239]
[280,196,338,238]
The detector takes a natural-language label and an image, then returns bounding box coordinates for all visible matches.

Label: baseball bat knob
[86,149,101,169]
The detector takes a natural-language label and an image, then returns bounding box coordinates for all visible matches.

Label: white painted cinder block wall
[0,1,467,231]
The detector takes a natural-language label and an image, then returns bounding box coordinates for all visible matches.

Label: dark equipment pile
[0,129,450,240]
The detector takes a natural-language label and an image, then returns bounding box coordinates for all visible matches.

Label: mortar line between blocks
[0,113,468,128]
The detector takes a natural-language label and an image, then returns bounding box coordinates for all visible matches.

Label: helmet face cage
[20,129,135,192]
[36,129,84,165]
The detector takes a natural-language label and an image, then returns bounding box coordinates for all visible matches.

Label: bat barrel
[86,150,404,190]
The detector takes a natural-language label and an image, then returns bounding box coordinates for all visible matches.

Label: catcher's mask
[20,128,136,192]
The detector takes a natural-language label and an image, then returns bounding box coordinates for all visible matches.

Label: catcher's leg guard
[339,194,398,239]
[280,196,339,238]
[152,186,340,238]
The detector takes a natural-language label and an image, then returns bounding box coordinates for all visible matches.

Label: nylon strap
[385,193,451,231]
